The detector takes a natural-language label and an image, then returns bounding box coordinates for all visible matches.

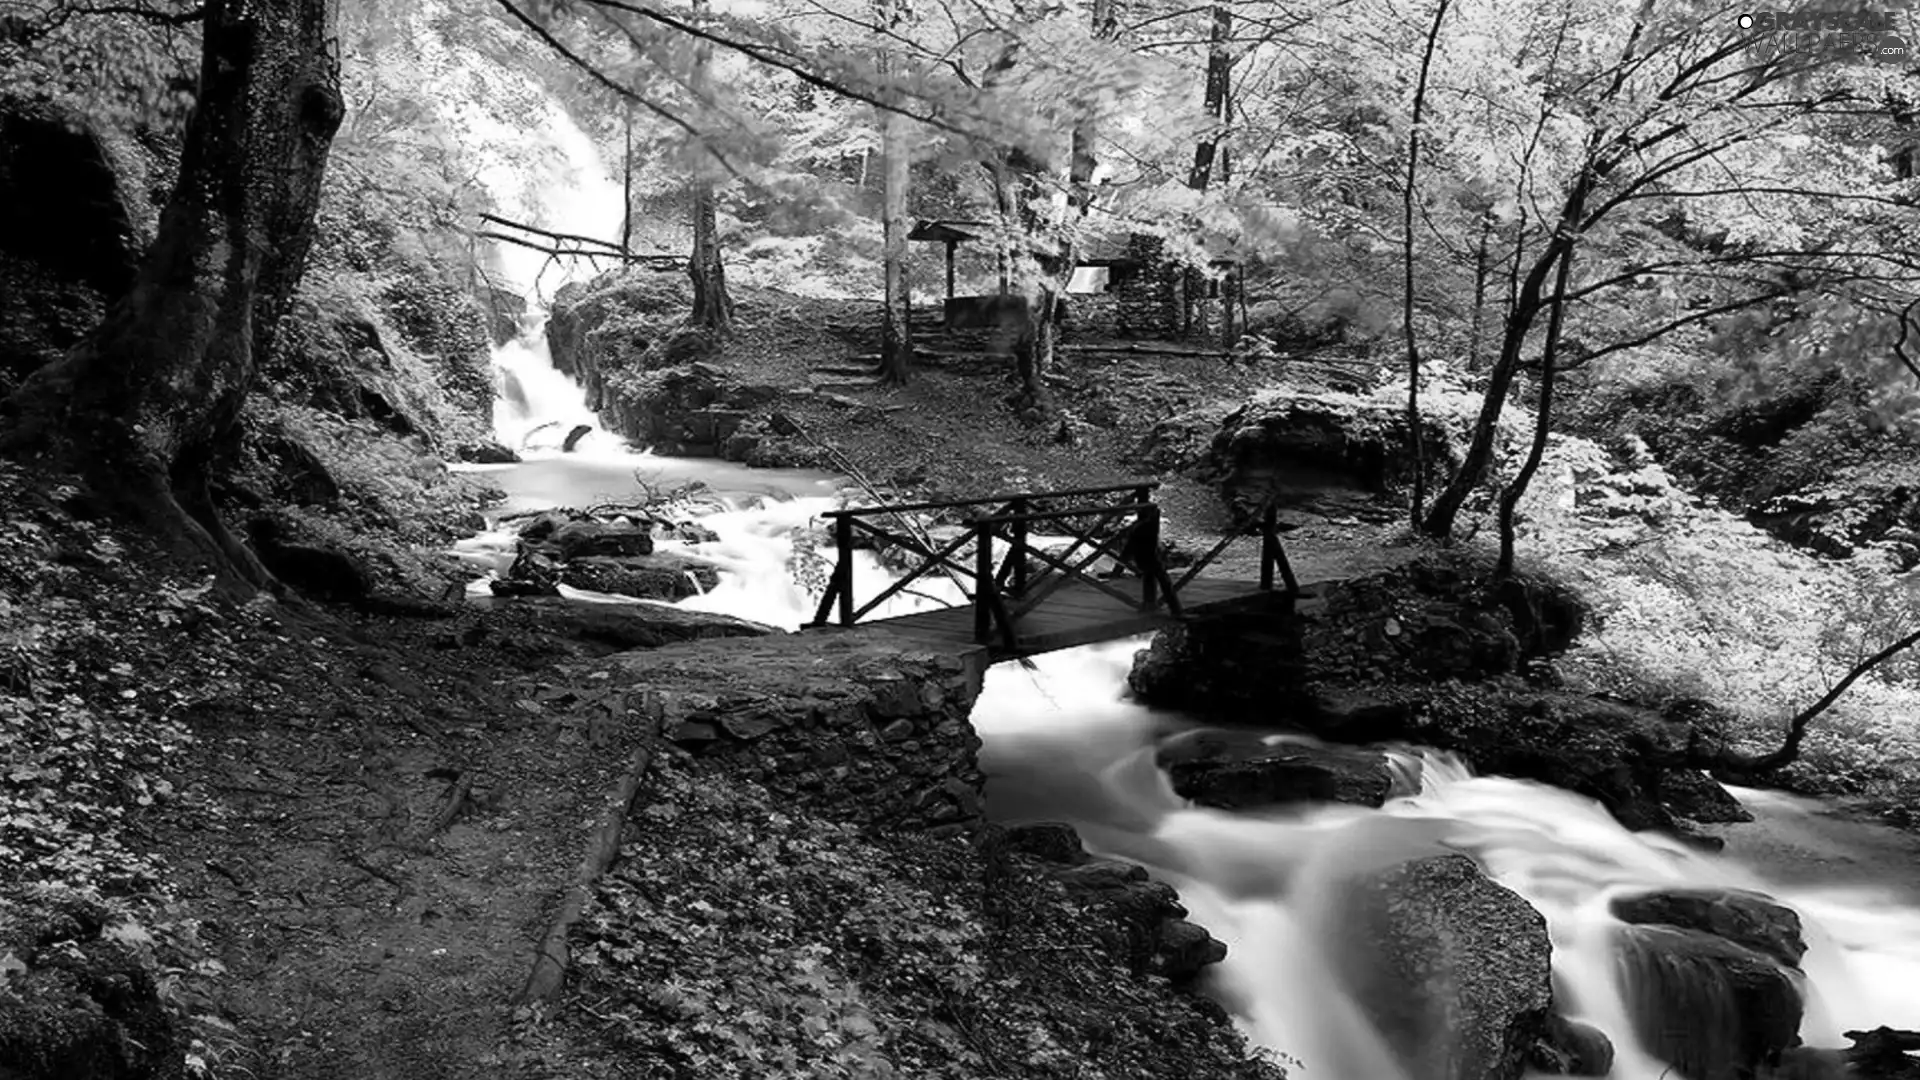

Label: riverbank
[0,454,1288,1079]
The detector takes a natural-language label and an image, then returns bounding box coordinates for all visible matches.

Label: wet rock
[513,510,582,543]
[1763,1046,1851,1080]
[1531,1014,1615,1076]
[667,521,721,544]
[1001,821,1086,865]
[1328,854,1553,1080]
[559,553,720,601]
[1050,858,1230,984]
[1612,887,1807,968]
[1152,918,1228,982]
[1661,768,1755,825]
[549,520,654,560]
[1157,731,1394,810]
[1617,924,1804,1080]
[0,886,184,1080]
[1845,1028,1920,1079]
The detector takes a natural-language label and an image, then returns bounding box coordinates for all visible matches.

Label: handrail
[968,501,1154,528]
[820,480,1158,519]
[805,480,1300,647]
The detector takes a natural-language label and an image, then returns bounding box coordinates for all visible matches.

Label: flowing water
[459,102,1920,1080]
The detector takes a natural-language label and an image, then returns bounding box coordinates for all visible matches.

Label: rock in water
[560,553,720,601]
[1156,731,1394,810]
[1611,887,1807,968]
[548,520,654,559]
[1327,854,1553,1080]
[1531,1014,1615,1076]
[1616,924,1804,1080]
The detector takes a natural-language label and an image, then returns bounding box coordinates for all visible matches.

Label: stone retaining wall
[596,630,992,833]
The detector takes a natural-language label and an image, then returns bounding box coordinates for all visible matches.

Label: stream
[453,312,1920,1080]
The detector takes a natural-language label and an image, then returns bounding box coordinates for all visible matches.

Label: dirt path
[142,611,647,1079]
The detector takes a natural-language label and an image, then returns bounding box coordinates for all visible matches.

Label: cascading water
[969,639,1920,1080]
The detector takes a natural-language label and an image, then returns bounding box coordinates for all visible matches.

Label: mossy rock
[0,886,184,1080]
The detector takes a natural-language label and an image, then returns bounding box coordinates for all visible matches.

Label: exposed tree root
[517,732,656,1005]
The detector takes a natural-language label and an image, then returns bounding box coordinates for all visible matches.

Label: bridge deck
[849,577,1298,658]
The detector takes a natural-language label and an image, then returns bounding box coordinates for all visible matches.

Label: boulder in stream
[1531,1013,1616,1076]
[1328,853,1553,1080]
[559,553,721,601]
[1616,924,1804,1080]
[1156,731,1394,810]
[548,519,654,559]
[1612,887,1807,968]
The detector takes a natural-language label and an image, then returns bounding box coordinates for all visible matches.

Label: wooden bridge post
[1139,504,1160,610]
[973,523,994,644]
[1010,497,1029,598]
[1260,503,1278,591]
[835,515,855,625]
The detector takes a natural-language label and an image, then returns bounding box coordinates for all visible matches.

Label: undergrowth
[0,459,271,1077]
[540,752,1289,1080]
[1501,433,1920,816]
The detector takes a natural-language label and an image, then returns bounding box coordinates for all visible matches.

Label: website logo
[1738,7,1911,62]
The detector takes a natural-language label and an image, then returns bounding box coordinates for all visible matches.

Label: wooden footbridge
[801,481,1304,660]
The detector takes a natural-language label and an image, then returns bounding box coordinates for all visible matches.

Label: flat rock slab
[507,597,777,652]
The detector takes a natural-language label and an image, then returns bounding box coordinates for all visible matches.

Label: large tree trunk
[0,0,343,589]
[687,0,733,332]
[1185,4,1232,192]
[1403,0,1449,527]
[1180,2,1232,337]
[876,0,912,385]
[999,152,1071,417]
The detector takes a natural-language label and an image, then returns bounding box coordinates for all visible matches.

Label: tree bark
[0,0,344,590]
[1404,0,1449,527]
[686,0,733,332]
[876,0,912,385]
[1068,0,1115,216]
[1496,234,1576,576]
[1185,4,1232,192]
[1467,212,1494,371]
[1181,2,1232,337]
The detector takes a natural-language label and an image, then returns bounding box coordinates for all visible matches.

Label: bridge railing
[803,480,1296,646]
